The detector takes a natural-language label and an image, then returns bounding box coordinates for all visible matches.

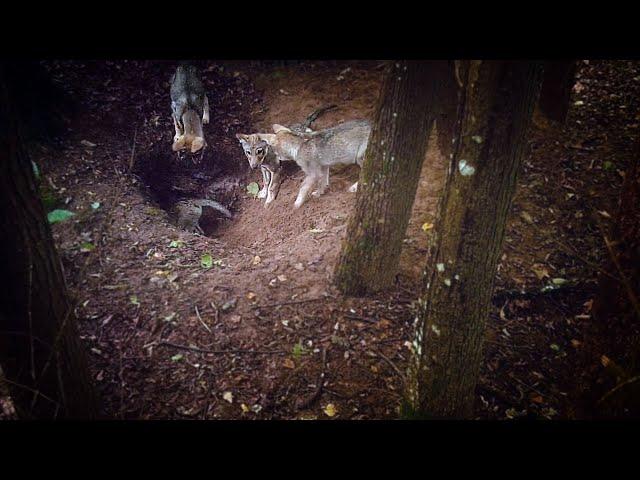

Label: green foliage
[201,254,213,269]
[292,340,308,360]
[246,182,260,198]
[47,209,74,224]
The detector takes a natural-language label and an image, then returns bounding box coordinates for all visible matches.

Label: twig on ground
[597,375,640,406]
[195,305,211,334]
[210,302,220,324]
[370,348,405,382]
[128,126,138,172]
[252,296,331,309]
[150,340,286,355]
[343,314,378,324]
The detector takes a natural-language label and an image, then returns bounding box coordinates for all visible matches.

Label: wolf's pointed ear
[236,133,249,143]
[272,124,291,134]
[258,133,276,144]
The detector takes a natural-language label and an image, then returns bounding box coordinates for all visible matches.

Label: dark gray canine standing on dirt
[235,105,337,207]
[170,64,210,154]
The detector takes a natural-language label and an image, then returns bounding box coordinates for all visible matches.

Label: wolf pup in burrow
[268,119,371,208]
[170,64,210,154]
[235,105,337,207]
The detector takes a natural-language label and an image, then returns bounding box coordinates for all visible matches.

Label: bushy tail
[300,104,337,131]
[194,199,233,218]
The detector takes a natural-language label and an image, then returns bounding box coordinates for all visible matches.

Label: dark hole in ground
[133,141,249,237]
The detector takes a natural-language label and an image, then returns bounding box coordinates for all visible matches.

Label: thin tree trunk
[0,62,100,419]
[334,60,454,296]
[405,61,544,418]
[538,60,577,123]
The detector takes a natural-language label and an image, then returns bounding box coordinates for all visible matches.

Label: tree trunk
[0,62,100,419]
[404,61,544,418]
[538,60,577,123]
[334,60,454,296]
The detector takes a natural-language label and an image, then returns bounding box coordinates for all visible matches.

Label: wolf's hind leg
[312,166,330,197]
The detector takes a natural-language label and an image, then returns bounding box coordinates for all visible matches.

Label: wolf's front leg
[294,174,317,209]
[258,167,270,199]
[265,167,282,207]
[203,95,210,124]
[172,114,183,142]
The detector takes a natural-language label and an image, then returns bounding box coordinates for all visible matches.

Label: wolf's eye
[256,148,263,154]
[245,150,251,155]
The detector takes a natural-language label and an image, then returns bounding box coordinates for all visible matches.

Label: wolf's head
[235,133,274,169]
[173,109,206,153]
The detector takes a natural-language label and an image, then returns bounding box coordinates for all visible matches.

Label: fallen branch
[252,296,331,309]
[343,314,378,325]
[370,348,405,382]
[150,340,286,355]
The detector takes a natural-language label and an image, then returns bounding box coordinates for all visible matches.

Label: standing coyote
[235,105,336,207]
[269,119,371,208]
[170,64,210,154]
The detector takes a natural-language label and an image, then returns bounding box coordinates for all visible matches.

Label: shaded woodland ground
[1,60,639,419]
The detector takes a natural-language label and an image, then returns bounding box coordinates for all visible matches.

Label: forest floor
[5,59,639,420]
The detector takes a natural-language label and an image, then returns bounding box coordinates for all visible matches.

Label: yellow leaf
[241,403,250,413]
[323,403,337,417]
[421,222,434,232]
[531,265,550,280]
[283,358,295,369]
[252,256,261,265]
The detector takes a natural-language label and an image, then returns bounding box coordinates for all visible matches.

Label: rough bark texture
[334,61,454,295]
[0,62,100,419]
[538,60,577,123]
[405,61,544,418]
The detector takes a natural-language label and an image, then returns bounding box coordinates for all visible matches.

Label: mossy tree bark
[334,61,455,296]
[0,62,100,419]
[405,61,544,418]
[538,60,577,123]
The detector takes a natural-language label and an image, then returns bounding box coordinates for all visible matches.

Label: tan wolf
[268,119,371,208]
[235,105,337,207]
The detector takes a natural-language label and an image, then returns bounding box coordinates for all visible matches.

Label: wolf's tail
[300,104,338,131]
[194,199,233,219]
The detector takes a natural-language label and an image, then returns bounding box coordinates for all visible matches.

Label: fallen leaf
[252,255,261,265]
[323,403,337,417]
[532,265,550,280]
[283,358,295,369]
[421,222,434,232]
[223,391,234,403]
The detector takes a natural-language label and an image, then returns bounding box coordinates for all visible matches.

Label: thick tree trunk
[0,62,100,419]
[405,61,544,418]
[538,60,577,123]
[334,61,454,296]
